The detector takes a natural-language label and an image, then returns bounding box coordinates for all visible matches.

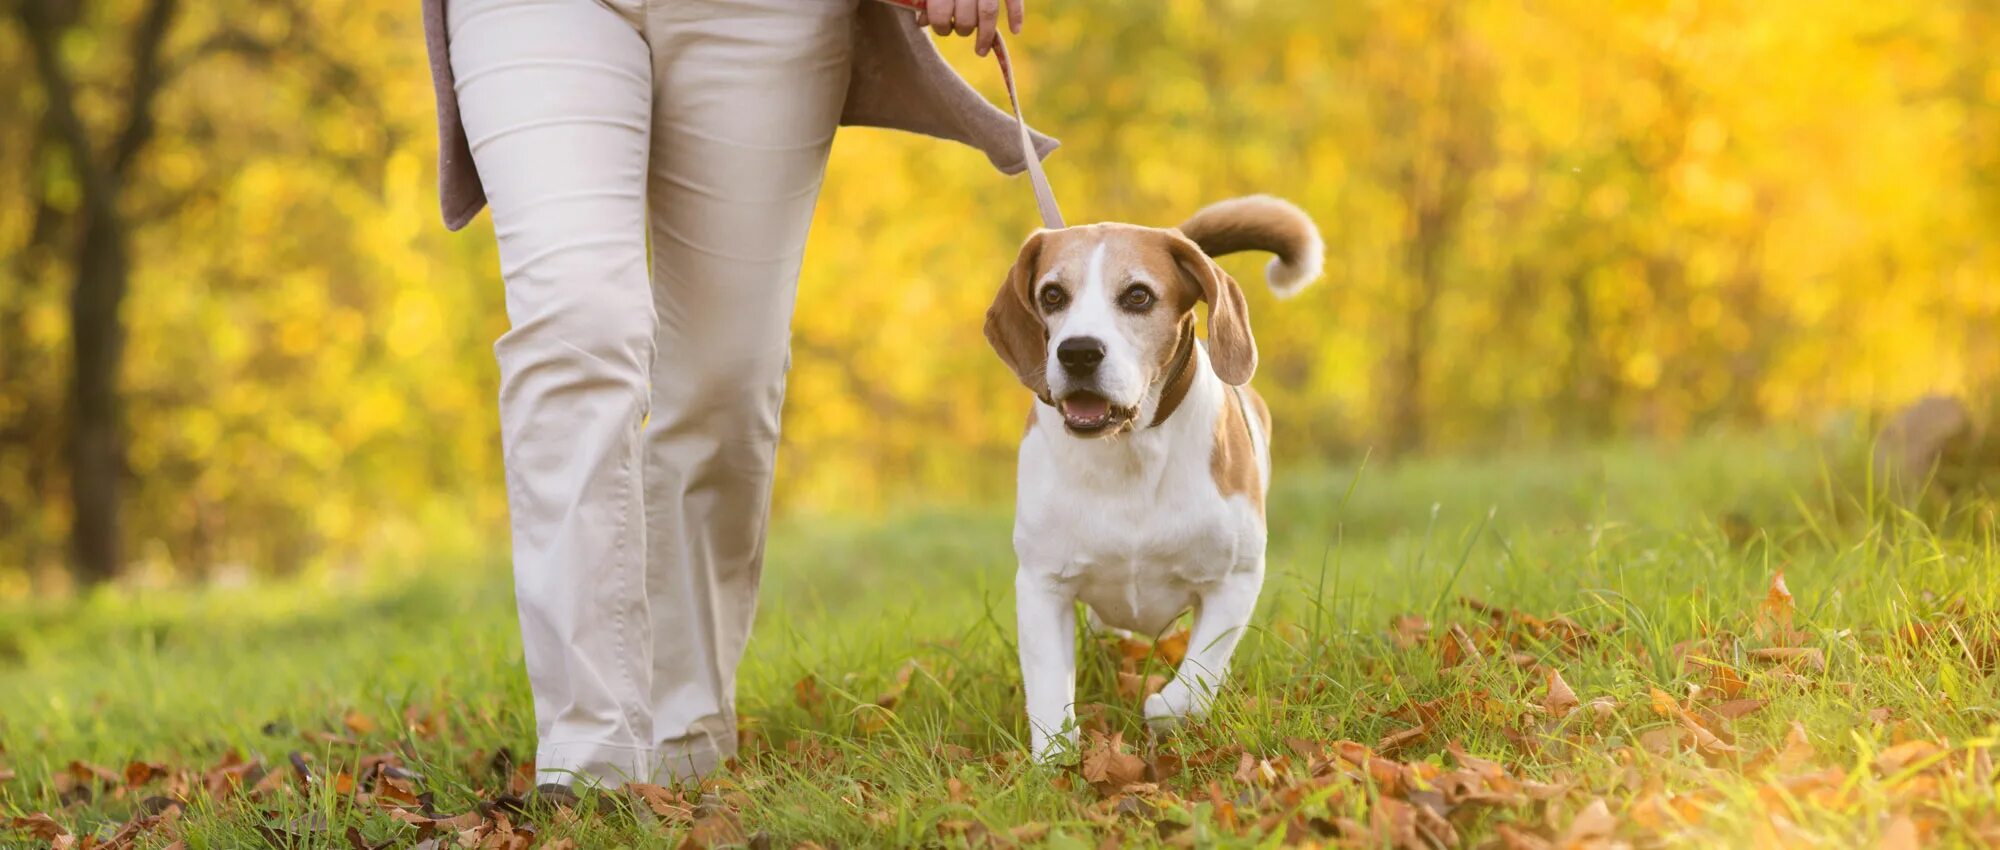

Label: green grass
[5,432,2000,847]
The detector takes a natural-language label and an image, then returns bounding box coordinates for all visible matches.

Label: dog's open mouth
[1057,392,1135,436]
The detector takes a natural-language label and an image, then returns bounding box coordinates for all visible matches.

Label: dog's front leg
[1016,569,1078,760]
[1146,564,1263,724]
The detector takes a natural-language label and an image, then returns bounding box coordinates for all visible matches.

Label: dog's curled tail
[1178,195,1324,299]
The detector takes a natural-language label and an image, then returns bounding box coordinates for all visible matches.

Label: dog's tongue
[1061,395,1110,422]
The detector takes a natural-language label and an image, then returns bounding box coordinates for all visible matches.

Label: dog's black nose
[1056,337,1106,375]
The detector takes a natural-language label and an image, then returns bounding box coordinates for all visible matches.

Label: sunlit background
[3,0,1996,592]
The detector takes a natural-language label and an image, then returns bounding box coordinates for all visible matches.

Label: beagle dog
[984,195,1323,758]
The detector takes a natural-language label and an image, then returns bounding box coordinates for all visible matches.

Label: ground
[3,433,1999,848]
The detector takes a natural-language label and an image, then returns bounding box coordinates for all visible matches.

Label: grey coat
[422,0,1060,231]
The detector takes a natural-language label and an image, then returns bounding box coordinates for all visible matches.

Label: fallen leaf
[1711,698,1768,720]
[1390,615,1430,650]
[123,761,170,787]
[1544,668,1580,717]
[1115,671,1167,702]
[679,810,746,850]
[1777,721,1815,771]
[1156,629,1191,666]
[1881,813,1921,850]
[1377,724,1428,756]
[1006,822,1050,844]
[1562,797,1617,844]
[1762,571,1794,637]
[1440,623,1482,667]
[1698,660,1749,699]
[7,814,70,841]
[874,661,919,709]
[1747,647,1826,673]
[343,711,378,736]
[793,677,821,710]
[67,761,122,789]
[1875,740,1945,775]
[1081,732,1147,791]
[1494,822,1554,850]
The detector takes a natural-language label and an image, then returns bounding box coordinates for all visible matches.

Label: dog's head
[984,223,1256,438]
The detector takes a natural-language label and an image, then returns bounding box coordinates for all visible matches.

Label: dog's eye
[1119,285,1156,311]
[1039,285,1069,311]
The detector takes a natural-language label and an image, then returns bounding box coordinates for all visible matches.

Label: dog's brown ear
[985,231,1051,397]
[1169,233,1257,386]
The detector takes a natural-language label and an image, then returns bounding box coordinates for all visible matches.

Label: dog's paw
[1029,728,1079,763]
[1144,682,1213,726]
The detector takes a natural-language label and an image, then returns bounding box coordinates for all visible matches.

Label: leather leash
[875,0,1066,229]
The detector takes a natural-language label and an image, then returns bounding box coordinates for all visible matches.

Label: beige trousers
[447,0,854,786]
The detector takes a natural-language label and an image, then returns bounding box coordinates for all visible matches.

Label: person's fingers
[975,0,997,55]
[1007,0,1023,34]
[926,0,952,35]
[953,0,978,36]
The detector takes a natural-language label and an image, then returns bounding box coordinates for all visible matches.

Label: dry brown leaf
[7,814,70,841]
[1582,696,1619,724]
[1390,614,1429,650]
[1647,686,1680,718]
[1561,797,1617,845]
[1080,732,1147,791]
[678,810,746,850]
[1447,741,1508,779]
[1874,740,1946,776]
[1777,721,1815,772]
[1494,822,1554,850]
[1638,727,1687,756]
[1006,822,1050,844]
[1747,647,1825,673]
[122,761,169,787]
[1544,668,1580,717]
[1440,623,1482,667]
[874,661,919,709]
[1711,698,1767,720]
[1377,724,1428,756]
[343,711,378,736]
[1156,629,1191,666]
[1698,660,1749,699]
[630,783,695,822]
[1764,571,1793,621]
[1880,813,1921,850]
[1115,671,1167,702]
[793,677,821,710]
[67,761,121,789]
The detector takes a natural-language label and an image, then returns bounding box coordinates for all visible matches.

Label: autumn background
[4,0,2000,847]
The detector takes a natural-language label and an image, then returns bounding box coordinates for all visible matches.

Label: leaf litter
[8,571,2000,847]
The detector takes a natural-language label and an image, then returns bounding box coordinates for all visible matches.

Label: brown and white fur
[984,195,1323,758]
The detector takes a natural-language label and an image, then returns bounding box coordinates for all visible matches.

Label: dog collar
[1147,321,1199,428]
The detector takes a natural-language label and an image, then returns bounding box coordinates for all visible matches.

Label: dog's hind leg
[1145,563,1264,724]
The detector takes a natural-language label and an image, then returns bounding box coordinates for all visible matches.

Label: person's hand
[915,0,1023,57]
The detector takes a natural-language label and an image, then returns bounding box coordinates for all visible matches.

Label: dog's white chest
[1012,408,1263,636]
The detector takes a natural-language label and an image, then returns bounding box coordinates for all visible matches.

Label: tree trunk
[69,213,129,584]
[17,0,179,584]
[1390,235,1439,455]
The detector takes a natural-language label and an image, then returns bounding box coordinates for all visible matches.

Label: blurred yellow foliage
[1,0,1996,581]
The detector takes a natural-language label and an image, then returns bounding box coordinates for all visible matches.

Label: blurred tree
[0,0,1996,587]
[5,0,366,583]
[12,0,185,583]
